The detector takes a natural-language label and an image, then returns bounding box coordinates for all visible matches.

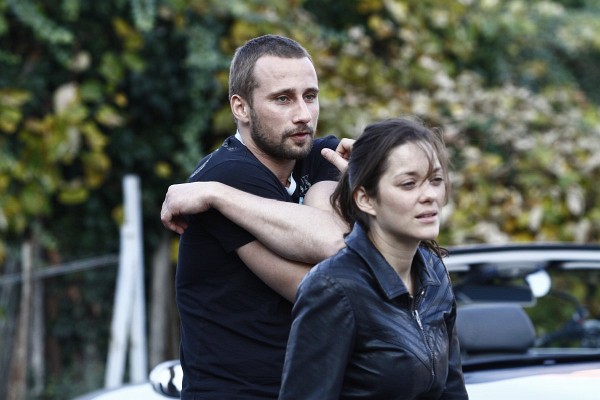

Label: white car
[450,243,600,400]
[74,243,600,399]
[72,360,180,400]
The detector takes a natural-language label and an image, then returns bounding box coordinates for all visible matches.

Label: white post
[129,175,148,382]
[105,175,147,387]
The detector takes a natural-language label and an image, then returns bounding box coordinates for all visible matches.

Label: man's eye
[276,96,289,102]
[305,94,317,101]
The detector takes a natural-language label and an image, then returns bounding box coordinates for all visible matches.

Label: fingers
[336,138,354,160]
[159,181,216,234]
[321,148,349,172]
[161,196,188,235]
[162,214,188,235]
[322,138,355,171]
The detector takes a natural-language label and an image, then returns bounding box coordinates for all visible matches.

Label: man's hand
[321,138,354,172]
[161,182,219,234]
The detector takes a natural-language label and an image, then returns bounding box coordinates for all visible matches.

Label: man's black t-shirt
[176,134,340,399]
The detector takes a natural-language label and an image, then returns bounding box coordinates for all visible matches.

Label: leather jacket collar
[344,223,442,300]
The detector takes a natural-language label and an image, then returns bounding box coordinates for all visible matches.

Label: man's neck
[235,131,297,193]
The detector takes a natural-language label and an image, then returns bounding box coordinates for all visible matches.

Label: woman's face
[358,141,446,248]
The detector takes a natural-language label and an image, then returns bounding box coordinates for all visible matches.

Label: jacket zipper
[412,289,436,385]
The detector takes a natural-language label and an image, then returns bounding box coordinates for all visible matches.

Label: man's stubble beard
[249,108,315,160]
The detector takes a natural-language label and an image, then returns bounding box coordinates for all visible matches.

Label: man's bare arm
[236,240,312,302]
[160,139,354,262]
[161,180,348,263]
[161,137,353,230]
[237,181,347,301]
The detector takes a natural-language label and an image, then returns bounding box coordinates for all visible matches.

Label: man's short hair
[228,34,313,106]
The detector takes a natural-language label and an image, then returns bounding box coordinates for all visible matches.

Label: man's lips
[416,211,438,220]
[286,125,314,137]
[289,129,312,136]
[288,131,312,142]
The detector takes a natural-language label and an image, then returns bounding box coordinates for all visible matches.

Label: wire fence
[0,254,119,286]
[0,254,120,399]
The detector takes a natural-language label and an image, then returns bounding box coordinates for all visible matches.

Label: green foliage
[2,0,600,397]
[7,0,74,45]
[131,0,156,32]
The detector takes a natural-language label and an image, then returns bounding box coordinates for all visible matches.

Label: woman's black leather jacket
[279,224,468,399]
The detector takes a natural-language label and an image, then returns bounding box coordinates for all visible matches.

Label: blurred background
[1,0,600,398]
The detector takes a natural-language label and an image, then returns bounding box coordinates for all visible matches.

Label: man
[164,34,350,399]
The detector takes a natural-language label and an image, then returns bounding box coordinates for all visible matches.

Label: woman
[279,118,468,399]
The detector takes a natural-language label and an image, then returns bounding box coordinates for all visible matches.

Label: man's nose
[293,100,312,124]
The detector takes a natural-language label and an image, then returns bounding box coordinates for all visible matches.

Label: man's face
[247,56,319,160]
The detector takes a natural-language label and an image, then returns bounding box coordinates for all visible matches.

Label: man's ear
[231,94,250,124]
[354,187,376,217]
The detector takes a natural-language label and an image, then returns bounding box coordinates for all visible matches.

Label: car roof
[445,243,600,272]
[464,360,600,400]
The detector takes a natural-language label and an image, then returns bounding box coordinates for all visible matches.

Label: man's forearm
[237,240,312,302]
[207,181,347,263]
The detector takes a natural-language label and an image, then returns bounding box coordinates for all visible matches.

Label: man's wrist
[204,181,227,211]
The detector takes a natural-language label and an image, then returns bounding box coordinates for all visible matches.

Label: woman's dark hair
[331,117,450,257]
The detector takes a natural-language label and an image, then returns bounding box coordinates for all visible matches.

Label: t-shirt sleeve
[311,135,342,182]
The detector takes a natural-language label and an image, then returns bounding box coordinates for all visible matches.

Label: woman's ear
[231,94,250,124]
[354,187,376,217]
